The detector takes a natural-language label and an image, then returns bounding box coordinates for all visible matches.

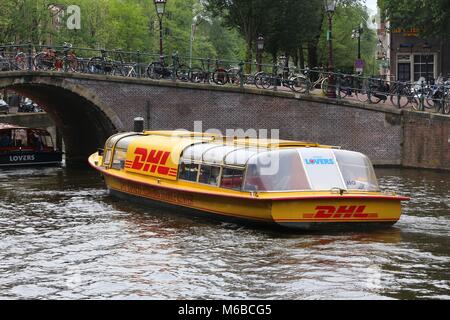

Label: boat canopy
[103,132,379,192]
[181,143,265,166]
[180,144,379,192]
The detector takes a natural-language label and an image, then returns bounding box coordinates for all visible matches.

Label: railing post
[336,73,341,100]
[239,60,244,89]
[171,51,177,81]
[137,50,141,78]
[64,46,68,72]
[272,64,277,91]
[28,43,33,71]
[419,81,425,111]
[206,58,211,83]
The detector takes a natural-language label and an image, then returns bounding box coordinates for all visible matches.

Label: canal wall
[402,111,450,171]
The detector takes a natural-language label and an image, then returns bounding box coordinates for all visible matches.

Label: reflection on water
[0,165,448,299]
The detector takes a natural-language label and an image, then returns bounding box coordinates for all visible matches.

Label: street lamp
[256,35,264,72]
[324,0,336,98]
[351,22,363,60]
[189,15,203,69]
[154,0,167,60]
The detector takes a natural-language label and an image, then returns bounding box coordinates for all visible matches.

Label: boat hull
[103,173,403,231]
[0,151,63,167]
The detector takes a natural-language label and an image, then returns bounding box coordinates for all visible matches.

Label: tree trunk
[245,38,253,74]
[299,46,305,70]
[307,42,319,68]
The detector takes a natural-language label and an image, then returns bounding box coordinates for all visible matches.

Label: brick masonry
[402,111,450,170]
[0,71,448,170]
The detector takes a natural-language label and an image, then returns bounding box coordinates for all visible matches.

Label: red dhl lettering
[303,205,378,219]
[125,148,177,177]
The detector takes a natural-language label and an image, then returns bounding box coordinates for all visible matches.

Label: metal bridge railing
[0,43,449,115]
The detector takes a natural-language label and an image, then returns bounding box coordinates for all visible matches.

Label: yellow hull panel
[90,153,405,230]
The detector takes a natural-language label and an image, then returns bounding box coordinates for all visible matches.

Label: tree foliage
[0,0,379,73]
[379,0,450,40]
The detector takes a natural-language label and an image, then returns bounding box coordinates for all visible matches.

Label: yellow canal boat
[88,130,409,230]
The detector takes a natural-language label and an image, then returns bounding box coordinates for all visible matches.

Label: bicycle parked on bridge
[294,67,329,95]
[87,49,122,75]
[0,44,28,71]
[146,52,190,81]
[34,43,78,72]
[254,57,305,93]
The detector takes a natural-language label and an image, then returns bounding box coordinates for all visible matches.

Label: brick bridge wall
[0,72,449,169]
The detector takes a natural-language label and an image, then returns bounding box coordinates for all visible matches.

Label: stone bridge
[0,71,449,170]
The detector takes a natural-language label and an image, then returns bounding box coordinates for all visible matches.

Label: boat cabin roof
[102,131,380,192]
[0,123,49,132]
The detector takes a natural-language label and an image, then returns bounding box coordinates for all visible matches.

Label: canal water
[0,165,448,300]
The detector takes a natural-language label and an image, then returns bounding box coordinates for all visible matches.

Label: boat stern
[271,194,408,230]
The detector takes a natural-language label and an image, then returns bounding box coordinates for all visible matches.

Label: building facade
[377,14,450,82]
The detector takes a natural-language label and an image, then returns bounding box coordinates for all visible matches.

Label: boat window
[111,148,127,170]
[12,129,28,147]
[106,133,131,149]
[333,150,380,191]
[221,168,244,191]
[179,161,199,182]
[103,149,112,166]
[42,135,54,148]
[203,145,237,164]
[115,135,137,150]
[298,148,346,190]
[244,149,310,191]
[0,130,12,148]
[199,165,221,186]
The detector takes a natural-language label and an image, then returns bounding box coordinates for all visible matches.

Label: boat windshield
[243,148,379,192]
[333,149,379,191]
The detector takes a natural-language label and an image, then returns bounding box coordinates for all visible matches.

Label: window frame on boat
[103,133,142,168]
[179,143,258,191]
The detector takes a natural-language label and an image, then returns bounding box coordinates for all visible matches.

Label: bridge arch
[0,73,123,160]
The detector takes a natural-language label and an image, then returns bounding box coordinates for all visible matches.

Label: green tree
[379,0,450,40]
[318,2,377,74]
[206,0,270,68]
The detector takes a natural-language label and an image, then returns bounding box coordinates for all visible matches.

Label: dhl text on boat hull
[88,130,409,230]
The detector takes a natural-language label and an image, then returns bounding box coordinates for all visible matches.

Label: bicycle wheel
[112,64,125,77]
[15,52,27,70]
[33,53,54,71]
[147,62,164,79]
[189,68,206,83]
[321,78,328,95]
[227,68,241,86]
[177,64,190,82]
[289,76,308,93]
[0,57,11,71]
[87,57,104,74]
[356,81,369,103]
[254,72,273,90]
[65,54,79,72]
[212,67,228,85]
[409,97,420,111]
[442,95,450,114]
[337,76,352,99]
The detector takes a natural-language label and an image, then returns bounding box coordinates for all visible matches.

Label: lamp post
[154,0,167,61]
[351,23,363,60]
[324,0,336,98]
[256,35,264,72]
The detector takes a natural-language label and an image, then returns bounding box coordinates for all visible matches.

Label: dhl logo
[125,147,177,177]
[303,205,378,219]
